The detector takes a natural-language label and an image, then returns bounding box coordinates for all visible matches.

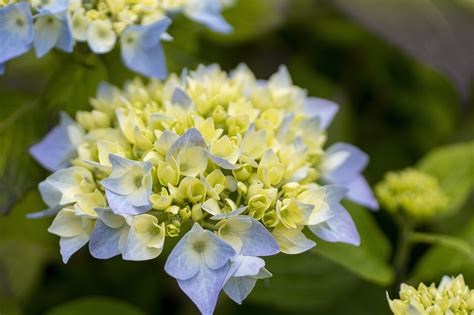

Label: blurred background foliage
[0,0,473,314]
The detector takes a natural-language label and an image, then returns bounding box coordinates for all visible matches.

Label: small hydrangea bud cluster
[0,0,232,77]
[388,274,474,314]
[375,168,448,219]
[30,64,378,314]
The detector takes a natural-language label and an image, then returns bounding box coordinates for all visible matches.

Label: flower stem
[392,215,414,292]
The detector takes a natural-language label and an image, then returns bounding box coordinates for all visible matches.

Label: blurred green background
[0,0,473,314]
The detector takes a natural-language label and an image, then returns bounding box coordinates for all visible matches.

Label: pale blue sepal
[185,0,233,33]
[171,87,192,109]
[223,256,271,304]
[89,220,122,259]
[344,175,379,210]
[304,97,339,130]
[121,18,171,79]
[323,143,368,182]
[322,143,379,210]
[207,152,239,170]
[59,233,89,263]
[27,204,63,219]
[38,0,69,14]
[309,203,361,246]
[166,127,208,160]
[30,112,84,172]
[165,223,235,280]
[33,13,59,58]
[177,263,229,315]
[240,217,279,257]
[210,206,247,220]
[0,2,34,63]
[105,189,152,215]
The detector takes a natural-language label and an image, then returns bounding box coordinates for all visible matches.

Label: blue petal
[0,63,4,75]
[210,206,247,220]
[89,220,122,259]
[105,189,152,215]
[166,127,208,161]
[207,152,239,170]
[304,97,339,130]
[223,276,257,305]
[121,18,171,79]
[185,0,232,33]
[323,143,368,183]
[38,0,69,14]
[203,231,236,270]
[344,175,379,210]
[231,256,265,277]
[55,12,73,53]
[59,233,89,263]
[309,203,361,246]
[171,87,192,109]
[223,256,269,304]
[0,3,33,63]
[165,224,203,280]
[240,217,280,257]
[30,112,84,172]
[177,264,229,315]
[33,13,62,58]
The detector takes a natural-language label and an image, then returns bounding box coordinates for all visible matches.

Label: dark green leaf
[417,141,474,215]
[312,203,394,285]
[45,297,146,315]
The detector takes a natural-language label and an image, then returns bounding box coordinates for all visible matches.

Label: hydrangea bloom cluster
[0,0,232,77]
[30,64,378,314]
[375,168,448,219]
[387,274,474,314]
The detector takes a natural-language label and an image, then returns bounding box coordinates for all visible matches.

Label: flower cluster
[0,0,232,77]
[387,274,474,314]
[375,168,448,219]
[30,64,378,314]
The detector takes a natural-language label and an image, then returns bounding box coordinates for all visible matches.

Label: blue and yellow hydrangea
[0,0,233,77]
[30,64,378,314]
[388,274,474,314]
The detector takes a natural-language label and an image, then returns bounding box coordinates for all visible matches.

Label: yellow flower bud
[175,176,207,204]
[150,188,173,210]
[157,158,180,186]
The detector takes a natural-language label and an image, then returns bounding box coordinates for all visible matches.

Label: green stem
[392,216,414,291]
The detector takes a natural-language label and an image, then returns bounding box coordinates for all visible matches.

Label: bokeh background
[0,0,473,314]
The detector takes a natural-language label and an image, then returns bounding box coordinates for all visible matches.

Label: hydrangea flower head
[0,0,232,77]
[387,274,474,314]
[30,64,378,314]
[375,168,448,219]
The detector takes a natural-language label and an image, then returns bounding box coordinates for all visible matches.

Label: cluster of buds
[0,0,232,77]
[375,168,448,220]
[388,275,474,314]
[30,64,378,314]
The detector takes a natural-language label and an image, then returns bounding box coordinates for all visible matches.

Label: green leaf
[410,232,474,257]
[42,55,108,114]
[311,203,394,286]
[410,216,474,284]
[0,239,51,301]
[0,91,50,214]
[248,253,389,313]
[0,190,57,301]
[45,297,145,315]
[417,141,474,215]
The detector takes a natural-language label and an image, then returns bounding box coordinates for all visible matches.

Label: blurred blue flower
[0,2,33,63]
[30,112,85,172]
[121,18,171,79]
